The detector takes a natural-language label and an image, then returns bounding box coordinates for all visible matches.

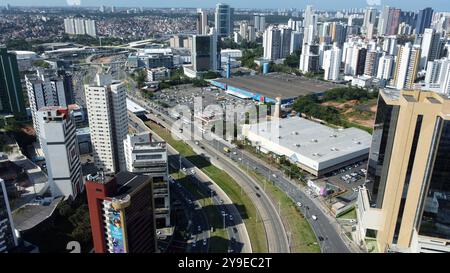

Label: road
[129,113,251,253]
[128,95,290,253]
[214,141,353,253]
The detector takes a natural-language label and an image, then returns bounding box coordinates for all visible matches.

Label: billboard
[108,207,126,253]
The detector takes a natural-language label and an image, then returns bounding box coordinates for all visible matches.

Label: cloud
[66,0,82,6]
[366,0,381,6]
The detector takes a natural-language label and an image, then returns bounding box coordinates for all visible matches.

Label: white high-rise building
[362,7,377,35]
[323,44,342,81]
[303,5,315,32]
[382,36,398,56]
[393,43,421,90]
[263,25,281,60]
[84,19,97,37]
[124,133,170,227]
[0,178,18,253]
[299,44,320,73]
[424,58,450,95]
[74,18,86,35]
[64,17,96,37]
[377,6,390,36]
[38,106,83,199]
[420,28,443,70]
[64,18,75,35]
[376,54,395,81]
[85,74,128,174]
[26,69,72,140]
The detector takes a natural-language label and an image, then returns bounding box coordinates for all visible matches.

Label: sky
[1,0,449,11]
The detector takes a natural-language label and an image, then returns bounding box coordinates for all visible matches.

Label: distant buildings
[419,28,444,70]
[0,47,26,116]
[0,178,18,253]
[357,89,450,253]
[85,74,128,174]
[254,14,266,32]
[215,3,233,38]
[124,133,170,228]
[196,9,208,35]
[37,106,83,199]
[86,172,157,253]
[263,25,292,61]
[64,17,97,37]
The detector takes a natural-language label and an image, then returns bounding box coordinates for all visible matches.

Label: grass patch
[146,121,268,253]
[247,171,320,253]
[337,207,357,220]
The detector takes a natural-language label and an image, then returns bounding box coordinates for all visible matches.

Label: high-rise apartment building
[26,69,73,138]
[37,107,83,199]
[263,25,292,61]
[196,9,208,35]
[124,133,170,228]
[86,172,157,253]
[0,47,26,116]
[85,74,128,174]
[254,14,266,32]
[362,7,377,36]
[357,89,450,253]
[215,3,233,38]
[364,50,382,77]
[378,6,401,36]
[424,58,450,95]
[376,54,395,81]
[393,43,421,90]
[299,44,320,73]
[323,44,342,81]
[64,17,97,37]
[0,178,18,253]
[420,28,444,70]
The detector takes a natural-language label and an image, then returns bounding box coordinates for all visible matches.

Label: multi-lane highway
[129,113,251,253]
[128,95,290,253]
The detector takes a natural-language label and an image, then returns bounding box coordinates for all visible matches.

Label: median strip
[146,121,268,253]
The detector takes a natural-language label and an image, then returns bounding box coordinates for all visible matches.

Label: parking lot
[321,160,368,193]
[154,84,259,113]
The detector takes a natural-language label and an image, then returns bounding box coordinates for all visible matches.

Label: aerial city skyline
[0,0,450,260]
[4,0,450,11]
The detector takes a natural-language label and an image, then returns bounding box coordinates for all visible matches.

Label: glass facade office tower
[415,8,434,35]
[357,89,450,253]
[215,3,233,38]
[0,47,26,116]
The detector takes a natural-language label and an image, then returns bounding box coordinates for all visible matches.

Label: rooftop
[214,72,343,99]
[87,171,151,198]
[245,117,372,169]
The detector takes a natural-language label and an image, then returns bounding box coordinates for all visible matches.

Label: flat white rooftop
[244,117,372,172]
[126,98,146,114]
